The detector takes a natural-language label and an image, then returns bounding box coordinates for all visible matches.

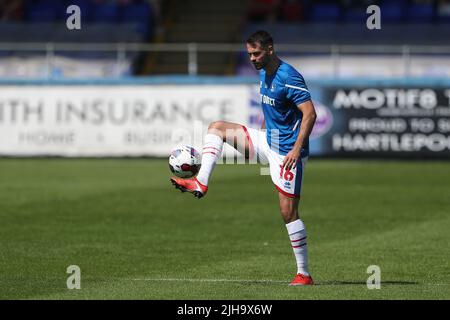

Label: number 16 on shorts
[272,157,307,198]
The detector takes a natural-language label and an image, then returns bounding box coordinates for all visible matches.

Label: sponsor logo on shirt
[261,94,275,106]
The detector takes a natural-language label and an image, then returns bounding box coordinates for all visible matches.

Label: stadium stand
[93,2,119,23]
[309,3,342,22]
[237,0,450,77]
[0,0,161,77]
[0,0,449,77]
[0,0,156,39]
[244,0,448,24]
[142,0,448,76]
[142,0,250,75]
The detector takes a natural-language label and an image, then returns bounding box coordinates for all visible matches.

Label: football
[168,145,201,178]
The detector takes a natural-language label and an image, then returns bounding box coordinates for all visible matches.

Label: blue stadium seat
[93,3,119,23]
[27,1,66,22]
[379,0,408,5]
[120,2,153,36]
[344,7,367,23]
[380,2,405,23]
[309,4,341,22]
[407,3,435,23]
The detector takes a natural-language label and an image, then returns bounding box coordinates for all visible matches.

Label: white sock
[286,219,310,276]
[196,133,223,186]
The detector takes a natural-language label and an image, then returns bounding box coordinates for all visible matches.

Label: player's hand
[282,147,301,170]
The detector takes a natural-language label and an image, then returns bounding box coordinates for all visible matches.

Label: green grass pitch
[0,158,449,299]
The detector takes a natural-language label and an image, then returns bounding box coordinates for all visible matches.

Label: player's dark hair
[246,30,273,49]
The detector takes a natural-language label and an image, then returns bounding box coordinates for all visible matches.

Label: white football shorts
[242,126,308,199]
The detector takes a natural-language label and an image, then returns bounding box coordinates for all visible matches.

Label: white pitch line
[132,278,287,284]
[421,283,450,286]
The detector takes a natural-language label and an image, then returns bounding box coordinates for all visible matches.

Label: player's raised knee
[208,121,227,130]
[207,121,227,138]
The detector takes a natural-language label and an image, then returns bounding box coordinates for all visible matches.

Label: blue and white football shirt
[259,60,311,156]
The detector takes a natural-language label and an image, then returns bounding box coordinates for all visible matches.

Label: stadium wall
[0,76,449,159]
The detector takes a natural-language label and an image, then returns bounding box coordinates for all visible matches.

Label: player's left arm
[282,100,317,170]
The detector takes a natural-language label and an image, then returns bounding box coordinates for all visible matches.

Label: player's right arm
[261,116,266,130]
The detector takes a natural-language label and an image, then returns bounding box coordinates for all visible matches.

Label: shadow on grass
[316,280,419,286]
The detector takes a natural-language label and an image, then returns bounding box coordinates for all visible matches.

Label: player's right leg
[170,121,253,198]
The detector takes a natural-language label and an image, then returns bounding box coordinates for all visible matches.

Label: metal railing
[1,42,450,78]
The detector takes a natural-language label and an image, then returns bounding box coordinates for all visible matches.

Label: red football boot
[289,274,314,286]
[170,177,208,199]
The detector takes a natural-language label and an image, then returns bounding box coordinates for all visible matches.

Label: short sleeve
[285,72,311,105]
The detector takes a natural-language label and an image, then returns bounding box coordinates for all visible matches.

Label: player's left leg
[279,193,313,285]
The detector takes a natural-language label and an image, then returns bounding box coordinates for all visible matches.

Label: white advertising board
[0,85,258,156]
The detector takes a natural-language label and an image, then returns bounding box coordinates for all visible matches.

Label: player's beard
[253,56,270,70]
[253,63,264,70]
